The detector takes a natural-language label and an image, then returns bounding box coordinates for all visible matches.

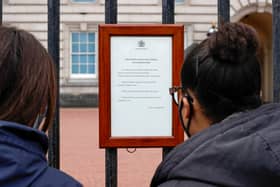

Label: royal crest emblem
[137,40,145,47]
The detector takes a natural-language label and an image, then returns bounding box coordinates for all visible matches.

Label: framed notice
[99,24,184,148]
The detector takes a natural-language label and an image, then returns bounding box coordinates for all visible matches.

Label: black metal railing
[0,1,279,187]
[0,0,2,25]
[273,0,280,102]
[162,0,175,159]
[47,0,60,169]
[105,1,118,186]
[218,0,230,25]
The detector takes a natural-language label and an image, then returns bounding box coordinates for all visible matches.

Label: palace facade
[2,0,273,106]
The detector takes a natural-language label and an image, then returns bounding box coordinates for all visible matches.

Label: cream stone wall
[1,0,273,105]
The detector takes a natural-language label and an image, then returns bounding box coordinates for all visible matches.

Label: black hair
[181,22,262,123]
[0,26,57,131]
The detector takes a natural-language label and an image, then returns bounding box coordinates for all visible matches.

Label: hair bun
[208,22,259,63]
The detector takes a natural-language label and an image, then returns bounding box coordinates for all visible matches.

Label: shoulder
[151,104,280,187]
[250,104,280,166]
[32,166,82,187]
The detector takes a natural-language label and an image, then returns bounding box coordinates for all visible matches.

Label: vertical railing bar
[218,0,230,25]
[273,0,280,102]
[105,0,117,24]
[47,0,60,169]
[106,148,117,187]
[162,0,174,24]
[162,0,175,159]
[105,1,118,186]
[0,0,3,25]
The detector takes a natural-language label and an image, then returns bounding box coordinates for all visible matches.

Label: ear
[181,96,191,119]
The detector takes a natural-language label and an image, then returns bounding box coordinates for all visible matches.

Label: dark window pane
[88,55,95,64]
[88,43,95,52]
[80,33,87,43]
[88,33,95,42]
[72,44,79,52]
[72,33,79,42]
[80,65,87,73]
[72,65,79,74]
[80,55,87,64]
[72,55,79,63]
[88,64,95,74]
[80,44,87,52]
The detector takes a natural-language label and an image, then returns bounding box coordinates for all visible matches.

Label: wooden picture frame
[99,24,184,148]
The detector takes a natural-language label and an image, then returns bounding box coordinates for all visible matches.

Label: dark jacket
[151,103,280,187]
[0,120,82,187]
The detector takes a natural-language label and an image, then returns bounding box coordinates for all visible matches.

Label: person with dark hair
[151,22,280,186]
[0,26,82,186]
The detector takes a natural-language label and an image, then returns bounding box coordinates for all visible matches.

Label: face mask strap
[179,95,194,137]
[33,106,48,129]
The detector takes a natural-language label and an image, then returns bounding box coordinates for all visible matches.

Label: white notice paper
[111,36,172,137]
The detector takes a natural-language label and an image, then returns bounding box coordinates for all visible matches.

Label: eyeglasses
[169,86,193,105]
[169,86,183,105]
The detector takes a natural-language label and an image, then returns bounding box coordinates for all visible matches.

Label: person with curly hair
[151,22,280,187]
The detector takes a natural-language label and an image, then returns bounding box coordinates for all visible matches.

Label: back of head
[181,22,262,122]
[0,26,56,131]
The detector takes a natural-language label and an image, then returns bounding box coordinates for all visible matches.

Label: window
[72,0,96,2]
[71,32,96,78]
[175,0,185,4]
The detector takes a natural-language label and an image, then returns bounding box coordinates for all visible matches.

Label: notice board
[99,24,184,148]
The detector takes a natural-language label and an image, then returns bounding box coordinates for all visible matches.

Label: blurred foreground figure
[151,22,280,187]
[0,26,82,187]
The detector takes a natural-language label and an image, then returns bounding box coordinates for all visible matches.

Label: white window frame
[70,31,97,79]
[63,23,98,81]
